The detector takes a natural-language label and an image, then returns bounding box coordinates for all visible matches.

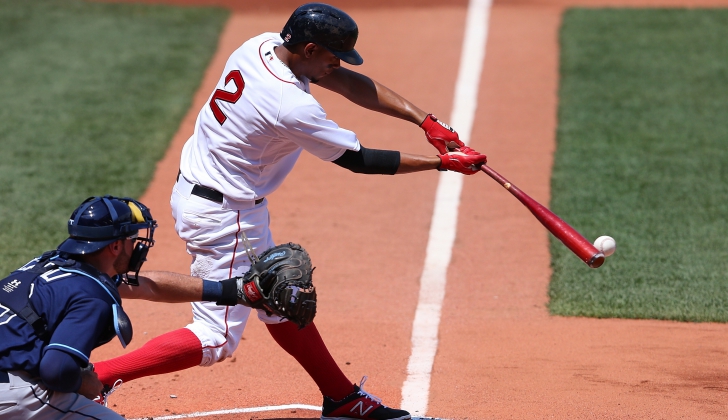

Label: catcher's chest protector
[0,268,48,339]
[0,252,132,347]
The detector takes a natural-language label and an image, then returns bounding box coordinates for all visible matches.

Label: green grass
[0,0,227,273]
[549,8,728,322]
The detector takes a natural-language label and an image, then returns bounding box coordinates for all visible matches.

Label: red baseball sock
[266,321,354,400]
[94,328,202,386]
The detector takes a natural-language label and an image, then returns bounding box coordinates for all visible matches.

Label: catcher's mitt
[236,243,316,328]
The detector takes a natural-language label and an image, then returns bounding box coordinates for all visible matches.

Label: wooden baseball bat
[480,165,604,268]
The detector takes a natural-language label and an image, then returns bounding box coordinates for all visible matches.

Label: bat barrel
[480,165,603,268]
[588,253,605,268]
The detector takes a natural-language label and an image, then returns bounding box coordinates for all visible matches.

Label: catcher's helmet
[57,196,156,256]
[281,3,363,65]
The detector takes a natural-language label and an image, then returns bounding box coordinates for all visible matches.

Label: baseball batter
[93,4,487,420]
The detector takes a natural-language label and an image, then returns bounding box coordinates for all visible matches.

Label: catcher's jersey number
[209,70,244,125]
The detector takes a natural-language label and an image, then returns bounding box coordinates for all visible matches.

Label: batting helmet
[280,3,363,65]
[57,196,156,256]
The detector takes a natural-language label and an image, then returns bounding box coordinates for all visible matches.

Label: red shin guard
[266,322,354,400]
[94,328,202,386]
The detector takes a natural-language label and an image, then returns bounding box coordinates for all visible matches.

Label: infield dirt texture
[27,0,728,418]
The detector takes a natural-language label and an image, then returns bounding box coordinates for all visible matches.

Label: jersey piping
[259,40,296,85]
[44,343,89,362]
[58,267,120,306]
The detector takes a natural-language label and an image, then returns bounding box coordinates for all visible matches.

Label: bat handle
[480,164,506,185]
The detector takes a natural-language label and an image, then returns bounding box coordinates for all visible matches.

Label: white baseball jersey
[180,32,361,204]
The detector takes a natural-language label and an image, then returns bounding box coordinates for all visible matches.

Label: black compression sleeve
[332,146,400,175]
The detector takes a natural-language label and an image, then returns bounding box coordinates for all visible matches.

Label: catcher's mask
[280,3,362,65]
[57,195,157,285]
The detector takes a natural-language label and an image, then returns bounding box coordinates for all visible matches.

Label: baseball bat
[480,165,604,268]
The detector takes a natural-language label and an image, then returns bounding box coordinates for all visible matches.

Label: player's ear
[303,42,318,59]
[107,239,124,256]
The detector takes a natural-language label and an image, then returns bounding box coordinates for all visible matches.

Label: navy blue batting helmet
[57,196,156,255]
[281,3,363,65]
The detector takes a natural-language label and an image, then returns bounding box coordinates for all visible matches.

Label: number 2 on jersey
[209,70,244,125]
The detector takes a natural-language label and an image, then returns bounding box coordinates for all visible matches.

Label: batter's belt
[177,171,264,206]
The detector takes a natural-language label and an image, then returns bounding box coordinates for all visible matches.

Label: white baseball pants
[171,175,286,367]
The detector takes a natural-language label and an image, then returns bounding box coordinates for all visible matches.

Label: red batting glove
[438,151,487,175]
[457,145,482,156]
[420,114,465,153]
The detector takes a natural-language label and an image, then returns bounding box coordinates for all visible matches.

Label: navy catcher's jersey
[0,253,121,376]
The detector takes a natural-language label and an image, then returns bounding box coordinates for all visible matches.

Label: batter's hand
[420,114,464,153]
[438,151,487,175]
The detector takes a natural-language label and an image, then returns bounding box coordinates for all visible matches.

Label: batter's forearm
[396,154,441,174]
[369,81,428,124]
[332,147,442,175]
[317,68,427,125]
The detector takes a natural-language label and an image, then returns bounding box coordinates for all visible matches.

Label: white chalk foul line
[129,404,320,420]
[400,0,492,417]
[129,404,448,420]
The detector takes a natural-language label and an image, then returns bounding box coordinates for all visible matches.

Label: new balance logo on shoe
[321,376,411,420]
[351,400,375,416]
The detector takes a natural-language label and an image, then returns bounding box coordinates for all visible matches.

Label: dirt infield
[92,0,728,418]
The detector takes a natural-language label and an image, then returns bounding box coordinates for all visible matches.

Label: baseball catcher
[219,242,317,328]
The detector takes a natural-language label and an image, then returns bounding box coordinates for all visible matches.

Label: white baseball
[593,236,616,257]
